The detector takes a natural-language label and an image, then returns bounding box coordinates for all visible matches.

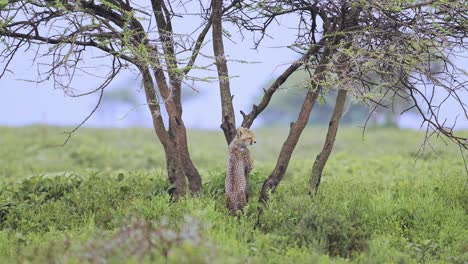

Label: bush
[294,208,369,258]
[67,217,214,263]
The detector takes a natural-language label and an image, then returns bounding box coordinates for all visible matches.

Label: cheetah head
[236,127,256,146]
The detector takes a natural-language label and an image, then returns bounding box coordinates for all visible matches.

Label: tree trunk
[181,150,202,194]
[167,115,193,199]
[258,53,330,206]
[212,0,236,144]
[177,122,202,194]
[310,89,347,194]
[165,146,187,199]
[140,67,188,199]
[258,86,321,204]
[150,0,202,194]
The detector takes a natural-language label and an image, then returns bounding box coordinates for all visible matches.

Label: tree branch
[309,89,348,194]
[241,38,326,128]
[212,0,236,144]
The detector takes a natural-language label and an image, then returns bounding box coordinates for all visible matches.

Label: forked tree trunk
[149,0,203,196]
[258,53,330,206]
[310,89,347,194]
[140,67,199,199]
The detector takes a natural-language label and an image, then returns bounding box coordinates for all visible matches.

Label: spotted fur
[225,127,256,215]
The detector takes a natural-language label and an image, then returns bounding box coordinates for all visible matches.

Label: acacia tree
[1,0,466,205]
[211,0,467,211]
[0,0,244,198]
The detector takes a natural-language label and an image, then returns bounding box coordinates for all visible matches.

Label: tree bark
[258,52,330,206]
[258,87,321,204]
[212,0,236,144]
[177,122,202,194]
[164,96,201,197]
[310,89,347,194]
[140,67,187,199]
[150,0,202,194]
[165,146,188,199]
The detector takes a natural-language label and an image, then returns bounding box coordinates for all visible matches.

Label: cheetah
[225,127,256,215]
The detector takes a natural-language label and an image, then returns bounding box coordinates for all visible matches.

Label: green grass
[0,126,466,263]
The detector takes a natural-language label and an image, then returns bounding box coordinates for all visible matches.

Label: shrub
[67,217,214,263]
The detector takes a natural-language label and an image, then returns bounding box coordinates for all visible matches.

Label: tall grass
[0,126,466,263]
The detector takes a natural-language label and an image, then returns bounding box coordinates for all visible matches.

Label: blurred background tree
[257,68,428,128]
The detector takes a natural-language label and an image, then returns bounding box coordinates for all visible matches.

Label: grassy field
[0,126,466,263]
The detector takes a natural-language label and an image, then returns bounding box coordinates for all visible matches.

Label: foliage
[258,69,415,127]
[258,71,371,126]
[68,217,212,263]
[231,0,467,147]
[0,126,466,263]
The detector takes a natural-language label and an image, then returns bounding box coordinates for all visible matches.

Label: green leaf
[0,0,7,10]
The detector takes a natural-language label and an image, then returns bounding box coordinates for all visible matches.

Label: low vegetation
[0,126,466,263]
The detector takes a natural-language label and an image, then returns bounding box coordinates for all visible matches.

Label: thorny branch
[226,0,467,150]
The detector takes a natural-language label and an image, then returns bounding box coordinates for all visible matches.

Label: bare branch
[241,38,326,128]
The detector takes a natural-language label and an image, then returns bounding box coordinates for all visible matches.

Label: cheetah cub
[225,127,256,215]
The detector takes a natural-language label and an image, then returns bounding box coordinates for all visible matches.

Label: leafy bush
[68,217,214,263]
[294,208,369,258]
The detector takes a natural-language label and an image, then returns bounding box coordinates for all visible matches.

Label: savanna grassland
[0,126,466,263]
